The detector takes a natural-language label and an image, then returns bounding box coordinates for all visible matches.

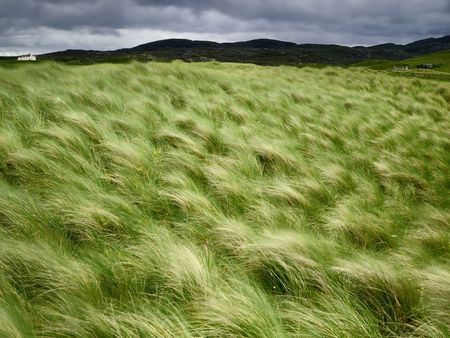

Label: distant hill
[220,39,299,49]
[116,39,221,53]
[37,35,450,66]
[403,35,450,53]
[350,49,450,82]
[352,49,450,72]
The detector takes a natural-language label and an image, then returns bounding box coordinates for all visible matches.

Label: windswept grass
[0,61,449,337]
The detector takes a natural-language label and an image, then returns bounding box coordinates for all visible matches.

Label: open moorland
[0,61,449,337]
[352,50,450,82]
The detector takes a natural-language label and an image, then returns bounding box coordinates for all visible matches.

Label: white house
[18,53,36,61]
[393,65,409,72]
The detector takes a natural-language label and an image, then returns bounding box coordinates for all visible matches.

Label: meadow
[0,61,449,337]
[351,50,450,82]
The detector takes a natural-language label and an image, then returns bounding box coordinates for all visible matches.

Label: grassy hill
[2,35,441,66]
[352,50,450,81]
[353,50,450,71]
[399,49,450,72]
[2,36,449,68]
[0,62,449,337]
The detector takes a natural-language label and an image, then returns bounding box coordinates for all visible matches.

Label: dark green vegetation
[2,35,448,66]
[0,62,449,337]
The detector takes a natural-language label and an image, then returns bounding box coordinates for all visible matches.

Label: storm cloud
[0,0,449,54]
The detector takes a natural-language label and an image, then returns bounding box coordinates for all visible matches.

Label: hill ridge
[36,34,450,65]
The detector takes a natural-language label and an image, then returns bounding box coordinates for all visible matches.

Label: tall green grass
[0,61,449,337]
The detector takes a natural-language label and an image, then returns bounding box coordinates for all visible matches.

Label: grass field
[0,61,449,337]
[353,50,450,72]
[351,50,450,82]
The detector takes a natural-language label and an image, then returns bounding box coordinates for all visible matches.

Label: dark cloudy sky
[1,0,449,55]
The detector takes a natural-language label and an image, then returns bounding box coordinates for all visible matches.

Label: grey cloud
[0,0,448,53]
[134,0,450,23]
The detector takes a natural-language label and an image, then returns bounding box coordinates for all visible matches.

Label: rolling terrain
[351,50,450,82]
[0,61,449,337]
[2,35,448,66]
[353,50,450,72]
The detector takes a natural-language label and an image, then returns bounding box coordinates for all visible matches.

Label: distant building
[393,65,409,71]
[18,53,36,61]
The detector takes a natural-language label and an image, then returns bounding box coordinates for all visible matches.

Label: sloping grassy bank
[352,50,450,73]
[351,50,450,82]
[0,61,449,337]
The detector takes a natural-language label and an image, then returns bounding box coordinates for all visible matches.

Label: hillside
[407,49,450,72]
[35,35,450,66]
[0,62,449,337]
[353,50,450,72]
[351,50,450,81]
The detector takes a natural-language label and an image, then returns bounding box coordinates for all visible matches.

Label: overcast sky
[1,0,449,55]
